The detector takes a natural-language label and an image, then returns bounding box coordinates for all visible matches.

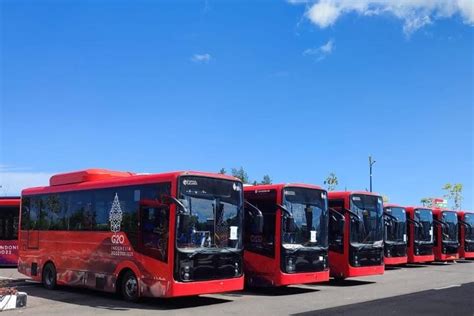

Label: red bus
[404,207,434,263]
[243,184,329,287]
[457,211,474,259]
[431,208,459,261]
[383,204,407,265]
[0,197,20,266]
[327,191,384,280]
[18,169,244,301]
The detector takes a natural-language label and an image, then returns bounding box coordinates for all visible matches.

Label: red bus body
[243,184,329,287]
[432,208,459,261]
[405,207,434,263]
[458,211,474,259]
[328,191,384,279]
[383,204,408,265]
[0,197,20,266]
[18,169,244,299]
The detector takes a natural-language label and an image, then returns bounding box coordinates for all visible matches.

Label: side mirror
[285,217,297,233]
[251,214,264,235]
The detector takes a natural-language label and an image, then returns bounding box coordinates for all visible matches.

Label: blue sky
[1,1,473,209]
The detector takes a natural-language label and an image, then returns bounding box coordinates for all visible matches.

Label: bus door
[138,200,170,262]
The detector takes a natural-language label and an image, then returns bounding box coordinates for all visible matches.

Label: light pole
[369,155,376,192]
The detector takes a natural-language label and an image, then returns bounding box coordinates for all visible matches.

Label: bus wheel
[42,263,57,290]
[121,270,139,302]
[333,276,346,282]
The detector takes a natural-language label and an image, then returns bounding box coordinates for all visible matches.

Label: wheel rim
[45,267,54,286]
[125,276,137,298]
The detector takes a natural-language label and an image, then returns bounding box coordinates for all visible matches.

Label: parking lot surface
[1,260,473,315]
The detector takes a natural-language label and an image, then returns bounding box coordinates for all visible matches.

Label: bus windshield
[414,209,433,243]
[465,214,474,242]
[281,187,328,249]
[350,195,384,246]
[176,176,243,251]
[385,207,406,243]
[442,211,458,242]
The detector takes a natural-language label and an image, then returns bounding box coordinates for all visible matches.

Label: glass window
[177,176,243,250]
[328,199,345,253]
[384,207,407,243]
[441,211,458,242]
[282,187,328,249]
[0,207,19,240]
[244,189,277,258]
[414,209,433,243]
[465,214,474,242]
[350,195,384,246]
[140,205,169,262]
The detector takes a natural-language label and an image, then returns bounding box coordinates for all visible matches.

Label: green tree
[420,197,434,208]
[324,172,338,191]
[218,168,226,175]
[442,183,463,210]
[231,167,249,184]
[260,175,272,185]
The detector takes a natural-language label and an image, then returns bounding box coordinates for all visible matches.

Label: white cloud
[191,53,212,63]
[0,170,53,195]
[303,39,335,61]
[293,0,474,35]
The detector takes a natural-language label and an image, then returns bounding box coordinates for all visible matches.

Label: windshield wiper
[188,246,241,258]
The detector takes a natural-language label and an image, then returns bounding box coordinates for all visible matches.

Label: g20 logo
[111,234,125,244]
[109,193,125,244]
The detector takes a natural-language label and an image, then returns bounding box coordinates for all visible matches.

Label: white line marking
[433,284,461,290]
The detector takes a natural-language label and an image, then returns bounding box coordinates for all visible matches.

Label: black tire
[333,276,346,282]
[42,262,57,290]
[121,270,139,302]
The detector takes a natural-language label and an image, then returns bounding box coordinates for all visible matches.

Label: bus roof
[384,203,404,209]
[22,169,241,195]
[328,191,382,199]
[0,197,20,206]
[244,183,324,191]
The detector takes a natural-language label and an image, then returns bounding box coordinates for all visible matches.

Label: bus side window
[21,197,31,231]
[141,206,169,262]
[328,199,344,253]
[244,190,277,258]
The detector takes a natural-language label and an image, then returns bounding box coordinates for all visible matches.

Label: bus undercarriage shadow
[237,286,319,297]
[15,282,232,311]
[319,279,376,287]
[403,264,429,268]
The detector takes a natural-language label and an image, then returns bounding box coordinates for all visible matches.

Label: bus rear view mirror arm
[244,200,264,235]
[383,212,398,222]
[406,217,421,227]
[329,208,345,222]
[343,208,361,221]
[276,204,293,218]
[459,219,472,228]
[433,218,448,228]
[161,195,190,215]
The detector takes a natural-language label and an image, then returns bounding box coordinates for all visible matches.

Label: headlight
[286,257,296,272]
[180,261,193,281]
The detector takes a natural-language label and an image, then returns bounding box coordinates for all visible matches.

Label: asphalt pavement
[1,260,473,315]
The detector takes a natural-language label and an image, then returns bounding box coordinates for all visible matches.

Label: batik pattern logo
[109,193,123,234]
